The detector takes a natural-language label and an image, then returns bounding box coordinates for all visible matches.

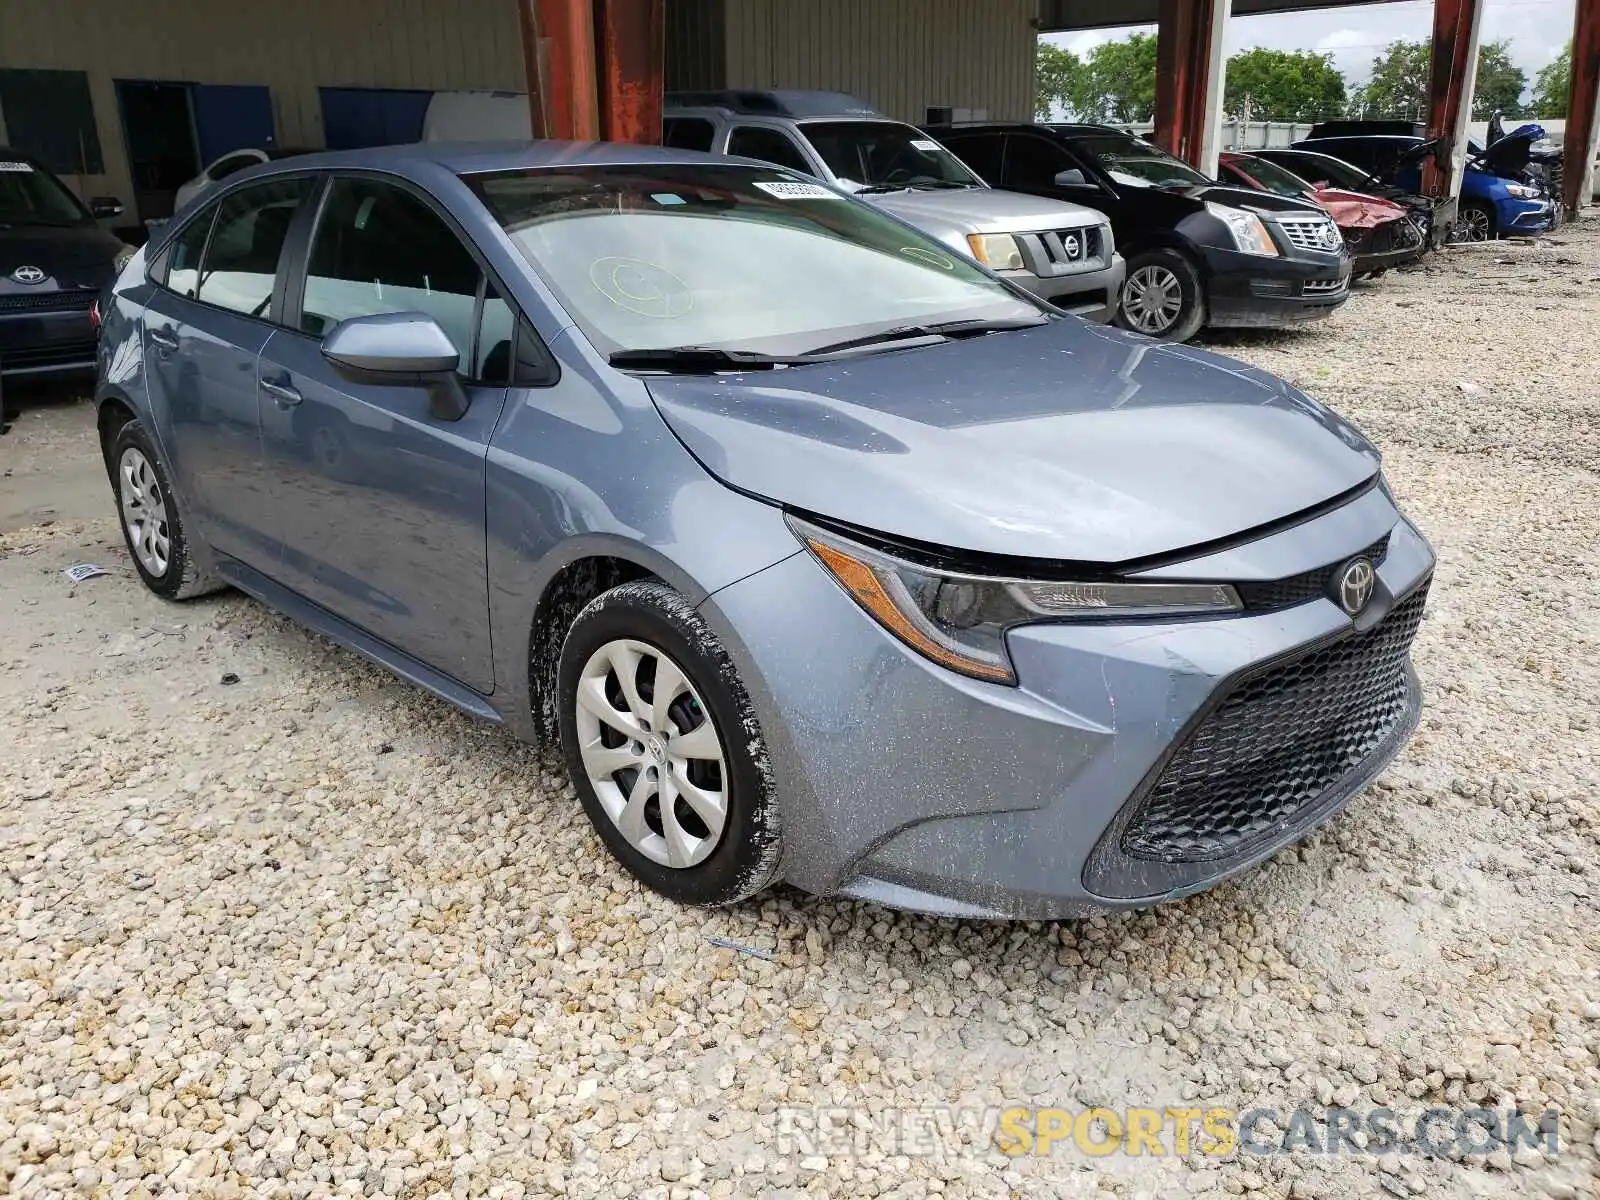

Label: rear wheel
[556,581,781,906]
[1457,200,1496,242]
[109,418,224,600]
[1117,249,1205,342]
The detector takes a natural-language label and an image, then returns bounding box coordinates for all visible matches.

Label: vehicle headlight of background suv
[1206,202,1279,256]
[792,517,1242,685]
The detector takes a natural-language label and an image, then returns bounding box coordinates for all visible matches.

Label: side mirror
[90,196,124,219]
[1053,168,1088,187]
[321,312,469,421]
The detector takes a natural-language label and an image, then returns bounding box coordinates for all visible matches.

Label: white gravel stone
[2,222,1599,1199]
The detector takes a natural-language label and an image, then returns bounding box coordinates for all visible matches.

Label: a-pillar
[1562,0,1600,217]
[1152,0,1230,175]
[1420,0,1484,205]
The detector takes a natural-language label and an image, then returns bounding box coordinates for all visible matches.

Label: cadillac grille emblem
[10,265,46,285]
[1335,556,1376,616]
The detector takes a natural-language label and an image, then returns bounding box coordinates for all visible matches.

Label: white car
[174,147,310,212]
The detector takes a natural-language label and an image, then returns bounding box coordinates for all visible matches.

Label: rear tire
[108,418,224,601]
[556,581,782,906]
[1117,248,1206,342]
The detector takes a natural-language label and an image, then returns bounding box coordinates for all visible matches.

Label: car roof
[236,140,738,177]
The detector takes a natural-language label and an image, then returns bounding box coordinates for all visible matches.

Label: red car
[1218,151,1424,277]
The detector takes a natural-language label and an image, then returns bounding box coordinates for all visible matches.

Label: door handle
[148,328,178,351]
[261,377,303,408]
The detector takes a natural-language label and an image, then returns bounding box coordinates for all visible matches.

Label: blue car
[1292,132,1556,241]
[93,142,1434,919]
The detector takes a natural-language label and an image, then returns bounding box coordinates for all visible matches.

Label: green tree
[1473,39,1527,118]
[1035,42,1090,120]
[1083,32,1160,123]
[1225,48,1348,121]
[1354,39,1431,119]
[1530,43,1571,118]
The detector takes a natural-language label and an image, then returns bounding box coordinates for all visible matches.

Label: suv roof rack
[665,89,882,120]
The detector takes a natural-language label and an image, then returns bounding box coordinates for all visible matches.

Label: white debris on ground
[2,224,1598,1200]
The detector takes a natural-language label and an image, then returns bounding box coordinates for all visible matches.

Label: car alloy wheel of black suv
[923,123,1352,342]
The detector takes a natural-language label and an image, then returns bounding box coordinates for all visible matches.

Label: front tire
[556,581,782,906]
[1117,248,1206,342]
[1457,200,1496,242]
[109,418,223,600]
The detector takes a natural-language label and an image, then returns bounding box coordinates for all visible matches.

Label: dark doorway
[115,80,200,225]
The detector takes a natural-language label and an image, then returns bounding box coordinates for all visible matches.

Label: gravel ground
[3,225,1598,1200]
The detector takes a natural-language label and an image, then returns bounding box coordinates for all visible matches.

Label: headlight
[1206,202,1279,256]
[966,233,1025,271]
[792,517,1242,685]
[113,244,136,271]
[1504,183,1539,199]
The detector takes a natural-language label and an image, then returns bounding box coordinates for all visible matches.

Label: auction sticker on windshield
[753,180,842,200]
[0,161,35,172]
[911,139,941,152]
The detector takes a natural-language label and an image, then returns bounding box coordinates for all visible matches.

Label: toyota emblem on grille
[1063,233,1082,259]
[1335,556,1376,616]
[10,265,46,285]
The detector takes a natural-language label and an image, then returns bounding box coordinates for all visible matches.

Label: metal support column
[1152,0,1230,174]
[1420,0,1484,206]
[596,0,664,144]
[1563,0,1600,218]
[520,0,600,140]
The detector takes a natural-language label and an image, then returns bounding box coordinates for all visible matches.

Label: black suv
[924,123,1350,342]
[1,149,129,391]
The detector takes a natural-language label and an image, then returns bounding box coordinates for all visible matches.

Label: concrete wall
[0,0,523,215]
[723,0,1037,124]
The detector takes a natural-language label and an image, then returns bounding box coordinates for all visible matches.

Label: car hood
[0,225,124,290]
[1315,188,1407,229]
[869,184,1102,234]
[645,320,1380,564]
[1169,183,1324,215]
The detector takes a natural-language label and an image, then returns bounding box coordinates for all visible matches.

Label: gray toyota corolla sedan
[95,142,1434,919]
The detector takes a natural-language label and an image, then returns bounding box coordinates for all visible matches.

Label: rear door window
[726,126,815,175]
[940,133,1002,182]
[162,206,217,297]
[195,178,310,319]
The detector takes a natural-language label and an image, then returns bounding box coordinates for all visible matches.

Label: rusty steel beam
[1420,0,1484,203]
[1563,0,1600,217]
[521,0,599,140]
[1152,0,1229,172]
[596,0,664,144]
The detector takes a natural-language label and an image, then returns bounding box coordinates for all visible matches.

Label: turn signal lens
[966,233,1026,271]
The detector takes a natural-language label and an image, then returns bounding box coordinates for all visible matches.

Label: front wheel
[1457,200,1496,242]
[1116,249,1206,342]
[556,581,782,906]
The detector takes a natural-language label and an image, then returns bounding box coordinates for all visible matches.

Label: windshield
[1271,153,1370,190]
[1072,135,1211,189]
[0,159,90,227]
[798,121,981,191]
[468,164,1039,359]
[1230,155,1314,199]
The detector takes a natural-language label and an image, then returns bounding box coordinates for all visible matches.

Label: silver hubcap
[574,638,728,869]
[118,447,171,577]
[1123,265,1185,334]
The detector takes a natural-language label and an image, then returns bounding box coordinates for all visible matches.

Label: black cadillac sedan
[0,149,130,388]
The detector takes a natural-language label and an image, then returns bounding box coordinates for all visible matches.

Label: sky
[1043,0,1575,89]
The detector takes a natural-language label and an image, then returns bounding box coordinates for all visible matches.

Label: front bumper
[1003,253,1125,324]
[0,293,100,378]
[1347,217,1426,275]
[1201,245,1351,329]
[700,485,1435,919]
[1500,196,1557,233]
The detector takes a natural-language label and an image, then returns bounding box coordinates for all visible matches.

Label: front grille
[1237,535,1390,611]
[1277,216,1342,253]
[0,289,97,313]
[1120,582,1429,863]
[1362,218,1422,256]
[0,339,98,370]
[1024,226,1103,273]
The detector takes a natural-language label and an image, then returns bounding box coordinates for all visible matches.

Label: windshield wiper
[803,316,1048,358]
[608,346,817,373]
[853,183,911,195]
